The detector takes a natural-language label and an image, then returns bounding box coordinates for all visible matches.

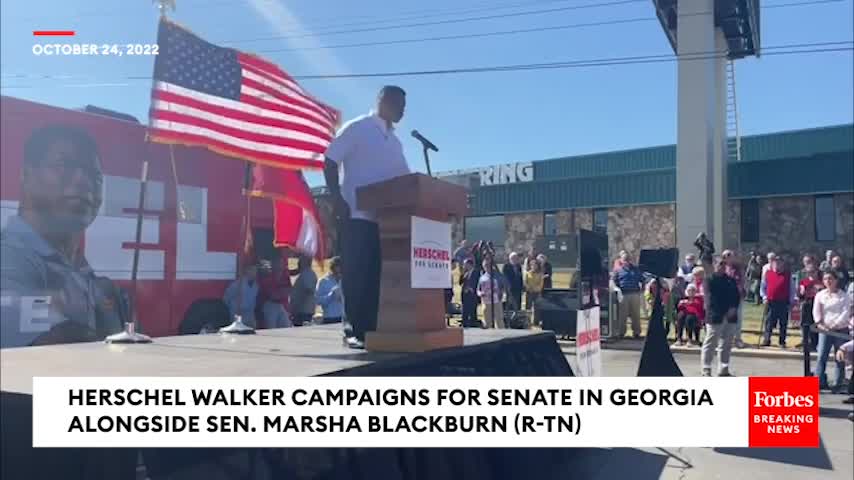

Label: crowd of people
[221,254,345,331]
[452,240,554,329]
[610,247,853,389]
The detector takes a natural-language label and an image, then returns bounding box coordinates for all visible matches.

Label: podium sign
[356,174,467,352]
[411,216,452,289]
[576,307,602,377]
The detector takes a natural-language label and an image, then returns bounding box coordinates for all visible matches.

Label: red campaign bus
[0,95,279,337]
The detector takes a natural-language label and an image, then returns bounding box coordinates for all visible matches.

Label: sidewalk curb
[559,340,819,360]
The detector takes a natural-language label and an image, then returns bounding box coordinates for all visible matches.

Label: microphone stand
[422,145,433,177]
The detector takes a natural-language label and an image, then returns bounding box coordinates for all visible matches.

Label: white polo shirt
[325,113,410,222]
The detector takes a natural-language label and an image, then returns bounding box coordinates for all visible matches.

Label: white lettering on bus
[20,295,52,333]
[0,174,236,281]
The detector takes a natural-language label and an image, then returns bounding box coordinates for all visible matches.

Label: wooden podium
[356,173,468,352]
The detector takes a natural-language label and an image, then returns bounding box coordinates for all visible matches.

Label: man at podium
[323,86,411,349]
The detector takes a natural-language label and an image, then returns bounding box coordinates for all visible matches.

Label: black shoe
[760,341,771,347]
[842,397,854,405]
[831,385,848,395]
[343,336,365,349]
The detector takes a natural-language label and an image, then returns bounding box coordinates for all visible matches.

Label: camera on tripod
[475,240,496,261]
[693,232,715,265]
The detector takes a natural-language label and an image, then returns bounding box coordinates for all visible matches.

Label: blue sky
[2,0,852,186]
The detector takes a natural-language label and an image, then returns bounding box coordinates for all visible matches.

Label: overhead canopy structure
[653,0,761,59]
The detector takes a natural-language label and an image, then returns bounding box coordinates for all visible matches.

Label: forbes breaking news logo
[748,377,819,447]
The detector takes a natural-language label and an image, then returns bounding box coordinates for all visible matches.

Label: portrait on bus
[0,123,127,348]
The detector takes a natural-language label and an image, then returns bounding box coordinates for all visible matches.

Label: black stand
[637,276,683,376]
[422,146,432,177]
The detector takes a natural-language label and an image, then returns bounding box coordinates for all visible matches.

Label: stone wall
[555,210,573,234]
[606,204,677,261]
[724,200,740,251]
[450,215,465,246]
[576,210,593,231]
[740,193,854,266]
[504,212,544,257]
[316,192,854,267]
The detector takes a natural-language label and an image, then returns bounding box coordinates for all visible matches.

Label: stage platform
[2,325,583,480]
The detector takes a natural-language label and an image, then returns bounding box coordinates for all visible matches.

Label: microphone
[411,130,439,152]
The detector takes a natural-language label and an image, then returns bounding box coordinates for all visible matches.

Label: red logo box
[748,377,819,447]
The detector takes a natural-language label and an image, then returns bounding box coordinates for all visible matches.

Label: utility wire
[256,16,653,54]
[251,0,849,53]
[222,0,649,44]
[221,0,845,44]
[220,0,589,38]
[2,42,850,88]
[290,45,854,80]
[11,0,619,29]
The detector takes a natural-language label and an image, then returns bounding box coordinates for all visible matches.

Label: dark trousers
[341,219,381,341]
[462,294,480,328]
[764,301,789,345]
[525,291,540,310]
[677,312,700,343]
[800,300,818,351]
[509,289,523,311]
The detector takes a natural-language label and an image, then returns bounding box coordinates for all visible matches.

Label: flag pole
[129,1,174,329]
[220,161,256,334]
[107,1,178,344]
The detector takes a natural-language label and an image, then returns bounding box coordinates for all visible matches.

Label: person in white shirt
[678,254,697,283]
[323,86,411,349]
[813,270,852,391]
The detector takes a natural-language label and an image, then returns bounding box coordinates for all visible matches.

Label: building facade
[315,124,854,267]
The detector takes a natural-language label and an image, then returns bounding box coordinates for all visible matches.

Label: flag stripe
[150,18,331,259]
[154,82,334,140]
[239,63,336,124]
[149,125,324,170]
[151,97,332,148]
[151,109,329,154]
[238,89,336,137]
[241,75,335,129]
[238,53,306,97]
[150,119,325,160]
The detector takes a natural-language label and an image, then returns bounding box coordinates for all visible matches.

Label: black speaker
[534,289,577,336]
[639,248,679,278]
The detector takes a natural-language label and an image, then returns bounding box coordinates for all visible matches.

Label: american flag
[148,18,333,259]
[149,18,339,170]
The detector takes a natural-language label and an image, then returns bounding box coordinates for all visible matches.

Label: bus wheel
[180,299,231,335]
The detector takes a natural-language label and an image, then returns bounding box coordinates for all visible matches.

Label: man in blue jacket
[611,252,645,339]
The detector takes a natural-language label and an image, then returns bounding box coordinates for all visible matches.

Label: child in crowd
[666,277,686,341]
[676,284,705,346]
[798,266,823,352]
[477,257,506,329]
[524,260,544,311]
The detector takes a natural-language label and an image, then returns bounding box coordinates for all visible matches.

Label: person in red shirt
[798,263,823,352]
[761,258,794,347]
[676,284,705,346]
[259,255,296,328]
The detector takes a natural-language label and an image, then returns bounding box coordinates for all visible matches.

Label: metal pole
[130,161,149,301]
[422,146,432,177]
[234,162,253,318]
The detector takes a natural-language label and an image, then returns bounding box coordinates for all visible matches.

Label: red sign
[412,247,450,261]
[748,377,819,447]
